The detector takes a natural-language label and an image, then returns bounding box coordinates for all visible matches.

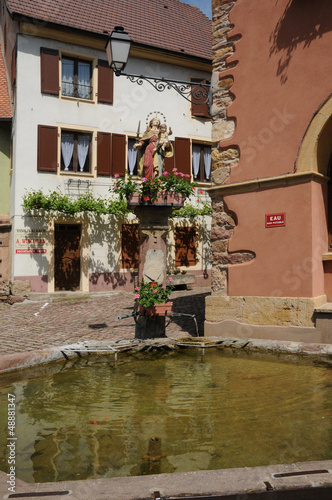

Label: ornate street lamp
[105,26,210,104]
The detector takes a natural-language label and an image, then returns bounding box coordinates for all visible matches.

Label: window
[127,138,138,176]
[61,131,92,173]
[192,144,211,182]
[175,227,196,267]
[62,56,92,100]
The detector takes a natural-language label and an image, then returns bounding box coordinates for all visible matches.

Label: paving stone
[0,288,210,356]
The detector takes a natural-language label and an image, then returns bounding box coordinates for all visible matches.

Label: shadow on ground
[171,292,210,337]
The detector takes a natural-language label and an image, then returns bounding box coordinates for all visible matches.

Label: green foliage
[171,202,212,219]
[161,169,197,197]
[110,170,196,202]
[140,176,163,202]
[134,280,173,309]
[112,176,139,200]
[22,189,130,216]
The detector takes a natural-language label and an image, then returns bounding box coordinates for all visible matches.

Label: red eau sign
[265,213,286,228]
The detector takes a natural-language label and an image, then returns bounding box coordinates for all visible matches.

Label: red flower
[199,189,203,194]
[144,196,150,201]
[151,282,156,287]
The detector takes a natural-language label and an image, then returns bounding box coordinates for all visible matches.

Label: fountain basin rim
[0,336,332,375]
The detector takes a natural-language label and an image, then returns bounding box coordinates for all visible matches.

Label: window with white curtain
[192,143,211,182]
[61,56,92,99]
[61,131,92,173]
[127,138,138,175]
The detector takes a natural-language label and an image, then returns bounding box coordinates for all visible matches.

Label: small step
[315,302,332,314]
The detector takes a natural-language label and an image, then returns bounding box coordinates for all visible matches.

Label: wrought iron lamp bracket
[120,73,210,104]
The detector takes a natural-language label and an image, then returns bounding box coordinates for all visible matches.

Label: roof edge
[13,11,212,63]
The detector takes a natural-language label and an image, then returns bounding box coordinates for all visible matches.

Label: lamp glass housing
[106,27,131,75]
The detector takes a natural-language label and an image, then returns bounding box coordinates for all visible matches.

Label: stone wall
[0,279,31,304]
[211,0,252,294]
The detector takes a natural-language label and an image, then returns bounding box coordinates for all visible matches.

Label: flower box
[139,302,173,316]
[128,192,185,208]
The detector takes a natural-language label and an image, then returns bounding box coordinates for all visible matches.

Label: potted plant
[135,279,174,316]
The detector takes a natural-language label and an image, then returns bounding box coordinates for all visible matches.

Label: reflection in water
[0,349,332,483]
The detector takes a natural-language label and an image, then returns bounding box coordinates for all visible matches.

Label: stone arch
[297,93,332,176]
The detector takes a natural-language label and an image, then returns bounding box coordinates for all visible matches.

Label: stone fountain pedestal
[133,204,174,339]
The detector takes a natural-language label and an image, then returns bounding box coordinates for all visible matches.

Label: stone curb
[1,460,332,499]
[1,336,332,374]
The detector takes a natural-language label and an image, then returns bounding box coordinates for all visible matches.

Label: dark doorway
[54,224,81,291]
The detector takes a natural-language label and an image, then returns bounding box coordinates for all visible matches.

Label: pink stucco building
[206,0,332,342]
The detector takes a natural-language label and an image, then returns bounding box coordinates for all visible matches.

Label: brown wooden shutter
[175,137,191,175]
[37,125,58,172]
[98,59,114,104]
[175,227,196,267]
[41,47,59,95]
[122,224,139,269]
[112,134,126,176]
[191,79,210,119]
[97,132,112,176]
[164,140,175,173]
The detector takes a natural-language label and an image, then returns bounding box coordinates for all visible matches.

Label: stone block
[211,166,230,184]
[7,296,25,305]
[0,280,10,295]
[212,211,236,228]
[211,267,227,293]
[211,119,234,142]
[211,240,228,253]
[10,280,32,296]
[211,226,233,241]
[242,297,292,326]
[205,295,242,322]
[290,295,326,327]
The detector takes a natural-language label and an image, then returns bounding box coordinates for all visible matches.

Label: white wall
[11,33,212,285]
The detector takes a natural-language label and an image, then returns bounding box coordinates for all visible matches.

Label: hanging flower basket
[139,302,173,316]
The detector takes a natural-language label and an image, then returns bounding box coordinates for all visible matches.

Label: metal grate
[273,469,329,478]
[8,492,70,498]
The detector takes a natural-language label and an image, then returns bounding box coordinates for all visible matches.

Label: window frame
[191,141,212,183]
[60,130,92,174]
[58,124,97,177]
[60,52,96,103]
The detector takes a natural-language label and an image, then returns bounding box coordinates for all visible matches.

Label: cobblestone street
[0,288,210,356]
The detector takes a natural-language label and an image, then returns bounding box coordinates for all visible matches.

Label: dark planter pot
[139,302,173,316]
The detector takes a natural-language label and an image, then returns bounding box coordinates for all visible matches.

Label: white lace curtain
[204,147,211,180]
[61,133,74,171]
[77,135,90,171]
[62,59,90,99]
[61,134,90,172]
[62,59,74,97]
[192,145,201,179]
[78,61,91,99]
[128,140,137,175]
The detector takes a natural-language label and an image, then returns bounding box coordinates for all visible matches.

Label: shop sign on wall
[265,213,286,228]
[15,229,47,254]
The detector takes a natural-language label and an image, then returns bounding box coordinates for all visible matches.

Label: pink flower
[180,172,185,178]
[153,289,158,293]
[168,277,173,281]
[114,174,120,178]
[134,294,140,299]
[185,174,190,178]
[114,186,118,190]
[135,286,140,291]
[172,168,177,172]
[162,171,168,176]
[142,177,147,182]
